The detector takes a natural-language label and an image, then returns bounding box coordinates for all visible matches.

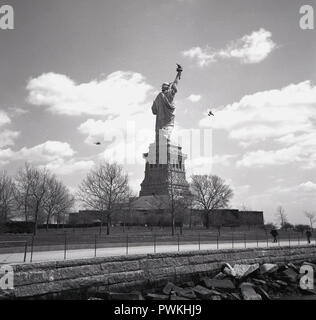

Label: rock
[221,263,236,277]
[240,283,262,300]
[287,263,299,273]
[260,263,278,275]
[177,288,196,300]
[252,279,267,286]
[162,282,177,295]
[275,280,288,287]
[301,289,316,296]
[213,272,226,280]
[146,293,169,300]
[88,297,103,300]
[230,293,242,300]
[162,282,195,299]
[192,285,214,299]
[202,278,235,291]
[210,295,222,300]
[255,287,271,300]
[268,281,282,290]
[281,269,298,283]
[0,290,14,300]
[277,264,288,272]
[182,281,195,288]
[170,296,190,300]
[106,291,143,300]
[233,264,259,279]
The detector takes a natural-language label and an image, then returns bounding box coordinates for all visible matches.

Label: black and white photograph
[0,0,316,308]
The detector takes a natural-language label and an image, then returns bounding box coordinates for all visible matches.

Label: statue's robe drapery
[152,84,177,137]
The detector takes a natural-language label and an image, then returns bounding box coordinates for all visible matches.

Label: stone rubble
[86,261,316,301]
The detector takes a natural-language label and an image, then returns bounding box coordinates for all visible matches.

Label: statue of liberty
[151,64,183,140]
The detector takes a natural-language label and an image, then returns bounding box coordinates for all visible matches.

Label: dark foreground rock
[87,260,316,301]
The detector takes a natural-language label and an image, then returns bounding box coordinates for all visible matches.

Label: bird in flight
[208,110,214,117]
[95,142,101,145]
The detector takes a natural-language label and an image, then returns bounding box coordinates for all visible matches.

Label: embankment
[8,245,316,299]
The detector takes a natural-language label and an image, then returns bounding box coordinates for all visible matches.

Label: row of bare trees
[0,163,74,234]
[1,160,235,236]
[274,205,315,230]
[76,161,234,236]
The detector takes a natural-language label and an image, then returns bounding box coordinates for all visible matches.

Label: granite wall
[8,245,316,299]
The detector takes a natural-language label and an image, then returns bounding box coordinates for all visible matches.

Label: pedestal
[139,136,190,197]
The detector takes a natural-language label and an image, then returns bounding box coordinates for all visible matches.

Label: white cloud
[236,146,302,168]
[297,181,316,192]
[0,141,75,163]
[40,158,94,175]
[218,28,276,64]
[18,141,75,162]
[26,70,158,166]
[182,46,216,67]
[0,111,20,148]
[187,94,202,103]
[186,154,236,175]
[183,28,276,66]
[200,81,316,169]
[0,111,11,127]
[26,71,153,116]
[0,140,94,176]
[78,108,155,165]
[0,130,20,148]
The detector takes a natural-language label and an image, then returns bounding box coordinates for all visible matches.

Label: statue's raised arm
[171,64,183,87]
[151,64,184,139]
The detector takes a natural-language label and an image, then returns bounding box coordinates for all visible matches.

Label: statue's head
[161,82,170,92]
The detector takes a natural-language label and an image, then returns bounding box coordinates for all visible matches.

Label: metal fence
[0,231,315,264]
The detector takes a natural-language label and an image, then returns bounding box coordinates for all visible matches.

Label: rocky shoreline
[89,261,316,301]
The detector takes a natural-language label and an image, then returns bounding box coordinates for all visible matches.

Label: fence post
[198,233,201,251]
[177,234,180,252]
[153,234,156,254]
[23,241,28,263]
[94,234,97,258]
[266,234,269,248]
[126,234,129,255]
[298,235,300,246]
[256,234,259,248]
[232,233,234,249]
[244,233,247,249]
[289,232,291,247]
[216,235,219,250]
[64,232,67,260]
[30,235,34,263]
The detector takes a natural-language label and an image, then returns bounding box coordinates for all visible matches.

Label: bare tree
[152,168,192,236]
[77,162,130,235]
[14,163,33,222]
[14,163,50,234]
[0,171,15,222]
[275,206,288,228]
[190,174,234,229]
[42,175,75,230]
[305,211,316,230]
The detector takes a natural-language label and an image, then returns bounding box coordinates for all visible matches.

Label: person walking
[270,228,279,243]
[306,229,312,244]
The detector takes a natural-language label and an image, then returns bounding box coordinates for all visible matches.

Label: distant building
[68,197,264,228]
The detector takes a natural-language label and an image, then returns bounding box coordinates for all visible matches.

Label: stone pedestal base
[139,140,190,197]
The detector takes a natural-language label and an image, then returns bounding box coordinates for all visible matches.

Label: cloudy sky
[1,0,316,224]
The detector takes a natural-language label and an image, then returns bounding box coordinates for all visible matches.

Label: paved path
[0,239,312,264]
